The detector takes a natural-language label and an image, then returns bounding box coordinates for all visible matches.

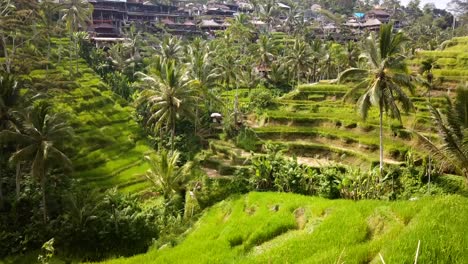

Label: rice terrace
[0,0,467,263]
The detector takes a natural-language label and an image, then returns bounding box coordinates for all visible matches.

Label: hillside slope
[201,36,468,177]
[24,38,152,193]
[101,192,468,263]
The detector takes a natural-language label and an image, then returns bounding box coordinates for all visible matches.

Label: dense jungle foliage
[0,0,467,263]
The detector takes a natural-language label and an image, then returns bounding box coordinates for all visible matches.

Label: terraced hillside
[23,39,152,193]
[101,192,468,263]
[202,37,468,176]
[411,36,468,83]
[203,82,436,175]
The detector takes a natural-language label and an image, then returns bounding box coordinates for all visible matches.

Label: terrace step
[270,140,402,167]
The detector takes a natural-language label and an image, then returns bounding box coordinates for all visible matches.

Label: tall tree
[186,38,220,133]
[259,0,279,32]
[145,149,191,202]
[0,73,23,202]
[0,0,39,74]
[448,0,468,31]
[135,59,197,150]
[0,102,73,223]
[286,38,313,85]
[255,34,276,70]
[61,0,92,74]
[39,0,60,76]
[339,23,414,176]
[158,36,182,64]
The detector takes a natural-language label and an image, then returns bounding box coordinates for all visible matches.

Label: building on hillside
[365,9,391,23]
[344,18,382,32]
[89,0,197,39]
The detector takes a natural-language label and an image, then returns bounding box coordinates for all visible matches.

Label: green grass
[98,192,468,264]
[297,84,350,92]
[25,38,154,192]
[414,36,468,80]
[254,126,410,153]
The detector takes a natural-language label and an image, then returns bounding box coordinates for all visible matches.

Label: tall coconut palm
[61,0,92,74]
[345,41,360,68]
[417,83,468,180]
[419,57,437,191]
[259,0,279,32]
[309,39,324,83]
[339,23,414,177]
[135,59,197,150]
[39,0,60,76]
[0,102,73,223]
[158,36,182,64]
[266,61,291,90]
[285,37,313,85]
[186,38,220,133]
[144,149,191,202]
[256,34,275,71]
[0,73,22,204]
[186,38,219,104]
[214,53,241,124]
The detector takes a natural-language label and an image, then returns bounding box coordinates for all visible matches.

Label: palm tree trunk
[46,34,51,77]
[0,149,4,210]
[234,84,239,126]
[1,34,11,74]
[427,82,431,194]
[379,100,384,178]
[171,119,175,152]
[69,32,73,76]
[0,174,4,210]
[15,162,21,200]
[297,70,300,86]
[313,63,317,82]
[194,102,199,135]
[75,37,79,74]
[41,175,47,224]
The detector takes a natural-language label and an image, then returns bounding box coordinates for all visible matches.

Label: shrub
[55,188,159,260]
[248,89,275,110]
[235,127,259,151]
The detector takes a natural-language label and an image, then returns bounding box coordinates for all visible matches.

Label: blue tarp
[354,12,365,18]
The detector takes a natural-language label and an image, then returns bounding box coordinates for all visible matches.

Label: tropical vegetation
[0,0,467,263]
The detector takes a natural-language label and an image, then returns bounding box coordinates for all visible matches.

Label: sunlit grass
[98,193,468,264]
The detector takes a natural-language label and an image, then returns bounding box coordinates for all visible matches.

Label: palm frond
[342,78,371,103]
[356,90,372,120]
[338,68,368,83]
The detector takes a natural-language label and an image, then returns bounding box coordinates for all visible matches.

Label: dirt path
[294,156,335,167]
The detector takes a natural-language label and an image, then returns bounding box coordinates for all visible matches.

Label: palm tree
[144,149,191,202]
[186,38,218,104]
[419,57,437,191]
[135,59,197,150]
[259,0,279,32]
[419,58,436,86]
[0,102,73,223]
[158,36,182,64]
[285,37,313,85]
[39,0,61,76]
[339,23,414,176]
[186,38,220,133]
[266,61,291,90]
[309,39,324,83]
[61,0,92,74]
[417,83,468,181]
[345,41,360,68]
[256,34,275,71]
[0,73,21,204]
[214,53,241,124]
